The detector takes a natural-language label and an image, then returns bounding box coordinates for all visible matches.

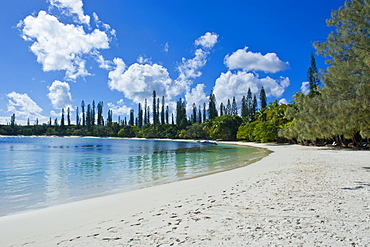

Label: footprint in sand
[130,222,141,226]
[87,233,100,237]
[102,237,121,241]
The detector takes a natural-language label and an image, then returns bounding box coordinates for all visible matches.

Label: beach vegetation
[280,0,370,148]
[237,100,288,143]
[237,122,258,142]
[0,87,283,142]
[208,91,218,120]
[208,115,242,140]
[118,125,140,137]
[181,123,209,140]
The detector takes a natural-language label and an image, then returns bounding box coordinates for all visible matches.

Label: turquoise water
[0,136,266,216]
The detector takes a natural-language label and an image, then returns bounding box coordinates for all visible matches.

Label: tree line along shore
[1,0,369,149]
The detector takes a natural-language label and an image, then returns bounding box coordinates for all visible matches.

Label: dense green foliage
[207,115,242,140]
[180,124,209,139]
[237,100,290,143]
[280,0,370,147]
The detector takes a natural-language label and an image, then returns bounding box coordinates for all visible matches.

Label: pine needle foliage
[282,0,370,144]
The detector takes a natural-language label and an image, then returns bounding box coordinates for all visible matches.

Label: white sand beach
[0,143,369,246]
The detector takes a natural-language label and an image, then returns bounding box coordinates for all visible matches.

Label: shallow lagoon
[0,136,266,216]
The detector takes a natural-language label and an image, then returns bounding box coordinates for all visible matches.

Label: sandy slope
[0,143,369,246]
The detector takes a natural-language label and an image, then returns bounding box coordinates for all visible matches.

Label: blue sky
[0,0,343,125]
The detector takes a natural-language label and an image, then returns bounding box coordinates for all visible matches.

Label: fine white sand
[0,143,369,246]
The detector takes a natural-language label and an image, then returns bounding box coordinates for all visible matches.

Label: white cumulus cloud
[175,32,219,96]
[213,71,290,106]
[137,55,151,64]
[279,98,289,105]
[19,10,110,80]
[49,0,90,25]
[50,110,62,117]
[185,84,208,114]
[107,99,132,116]
[108,59,172,104]
[92,12,116,36]
[177,49,208,82]
[47,80,73,109]
[195,32,219,49]
[300,81,310,95]
[108,32,219,112]
[7,92,45,122]
[95,53,114,70]
[224,47,289,73]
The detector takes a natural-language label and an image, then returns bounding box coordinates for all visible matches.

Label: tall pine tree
[208,91,218,120]
[138,103,143,129]
[144,99,148,125]
[198,106,202,123]
[241,96,248,118]
[61,108,65,127]
[67,107,71,126]
[161,96,165,125]
[107,109,113,124]
[86,104,91,128]
[153,91,158,125]
[91,100,95,126]
[97,101,104,125]
[76,107,79,126]
[220,103,224,116]
[81,100,86,127]
[166,105,169,124]
[252,95,258,121]
[129,109,135,126]
[260,87,267,110]
[307,53,320,94]
[247,88,253,120]
[226,99,231,115]
[232,97,237,116]
[192,103,197,123]
[176,98,187,129]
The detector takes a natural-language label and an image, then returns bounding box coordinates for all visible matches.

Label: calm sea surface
[0,136,266,216]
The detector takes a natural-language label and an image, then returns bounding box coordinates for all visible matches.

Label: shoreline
[1,142,369,246]
[0,138,267,217]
